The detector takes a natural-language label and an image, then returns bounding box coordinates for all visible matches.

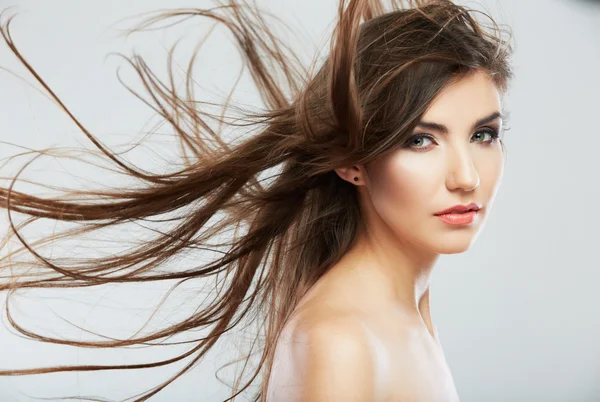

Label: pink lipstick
[434,202,481,226]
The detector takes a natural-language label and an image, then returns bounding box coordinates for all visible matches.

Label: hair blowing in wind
[0,0,513,400]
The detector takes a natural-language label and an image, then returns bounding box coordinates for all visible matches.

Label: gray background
[0,0,598,401]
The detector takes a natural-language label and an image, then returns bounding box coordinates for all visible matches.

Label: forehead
[421,70,502,127]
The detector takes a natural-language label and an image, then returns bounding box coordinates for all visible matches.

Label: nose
[446,146,480,192]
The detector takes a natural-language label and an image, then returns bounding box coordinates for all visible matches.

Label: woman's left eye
[472,127,499,143]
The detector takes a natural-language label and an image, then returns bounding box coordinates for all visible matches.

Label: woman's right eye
[405,134,435,150]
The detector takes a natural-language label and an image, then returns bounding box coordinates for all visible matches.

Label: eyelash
[404,127,500,151]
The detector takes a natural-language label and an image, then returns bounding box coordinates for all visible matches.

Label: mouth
[435,208,480,226]
[434,202,482,216]
[435,209,478,216]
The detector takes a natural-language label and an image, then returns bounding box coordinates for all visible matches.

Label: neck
[334,225,440,339]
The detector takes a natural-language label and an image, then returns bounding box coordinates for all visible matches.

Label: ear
[334,166,363,185]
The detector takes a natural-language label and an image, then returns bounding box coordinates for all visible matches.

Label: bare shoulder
[267,302,460,402]
[266,309,376,402]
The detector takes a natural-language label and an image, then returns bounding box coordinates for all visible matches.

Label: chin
[429,217,486,254]
[436,242,473,254]
[432,231,481,254]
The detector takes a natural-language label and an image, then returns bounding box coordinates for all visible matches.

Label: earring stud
[353,177,358,182]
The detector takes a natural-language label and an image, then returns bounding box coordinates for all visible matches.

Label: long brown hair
[0,0,513,400]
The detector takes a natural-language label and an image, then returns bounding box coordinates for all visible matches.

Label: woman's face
[362,70,505,254]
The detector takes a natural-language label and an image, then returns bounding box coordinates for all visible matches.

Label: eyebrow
[414,111,503,134]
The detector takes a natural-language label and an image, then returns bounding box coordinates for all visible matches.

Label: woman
[0,0,513,401]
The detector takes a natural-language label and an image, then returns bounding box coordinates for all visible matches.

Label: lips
[434,202,481,216]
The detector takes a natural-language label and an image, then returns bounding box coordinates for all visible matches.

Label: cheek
[476,149,505,196]
[368,154,439,220]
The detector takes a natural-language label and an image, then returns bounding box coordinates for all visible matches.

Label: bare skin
[267,70,505,401]
[267,252,460,402]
